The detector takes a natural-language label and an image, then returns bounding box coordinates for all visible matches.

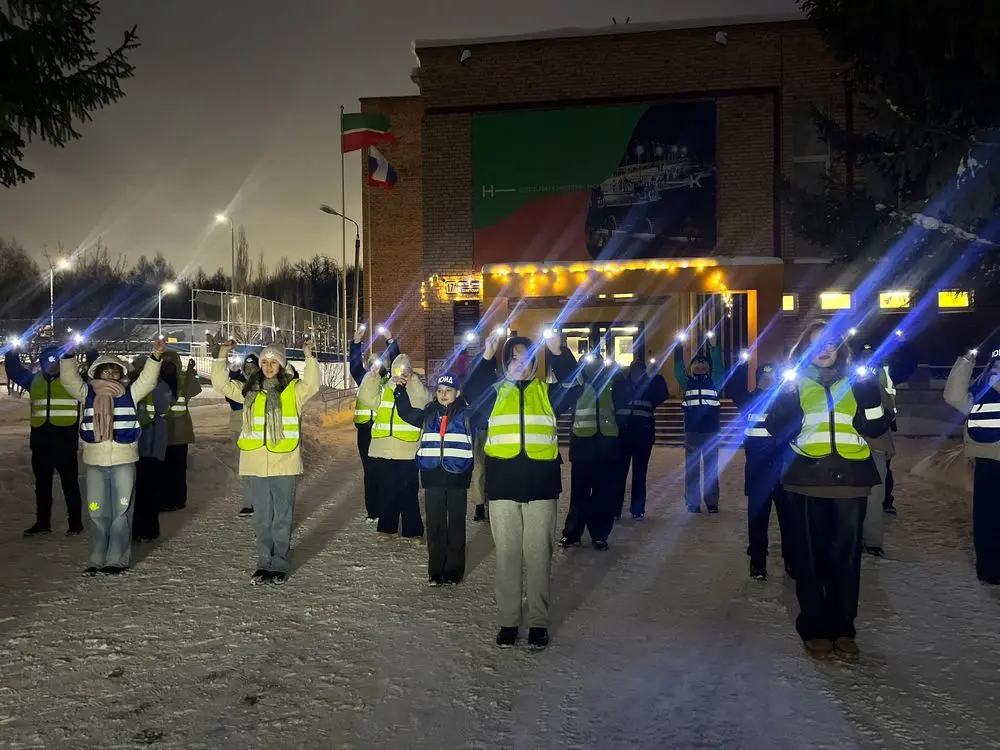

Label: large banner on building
[472,100,717,266]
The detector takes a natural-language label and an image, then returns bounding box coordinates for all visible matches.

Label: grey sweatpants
[864,450,888,549]
[86,463,137,569]
[489,498,558,628]
[244,475,297,572]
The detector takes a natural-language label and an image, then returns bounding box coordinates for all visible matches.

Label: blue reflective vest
[80,389,141,444]
[415,410,474,474]
[681,374,720,434]
[967,385,1000,444]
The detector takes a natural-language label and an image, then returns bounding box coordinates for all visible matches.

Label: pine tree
[0,0,139,186]
[789,0,1000,283]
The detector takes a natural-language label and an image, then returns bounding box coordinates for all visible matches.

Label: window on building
[791,99,831,192]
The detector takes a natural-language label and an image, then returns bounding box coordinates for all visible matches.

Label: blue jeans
[244,476,297,572]
[86,463,137,569]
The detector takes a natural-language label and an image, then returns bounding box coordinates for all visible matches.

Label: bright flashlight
[10,336,21,348]
[464,331,477,343]
[584,353,595,363]
[373,358,383,369]
[676,331,688,342]
[543,328,556,339]
[359,323,367,332]
[739,349,750,362]
[493,326,506,337]
[706,331,715,340]
[847,327,857,337]
[855,365,871,378]
[894,329,903,338]
[603,357,613,367]
[782,368,798,382]
[970,348,979,357]
[649,357,656,364]
[377,325,387,336]
[73,333,85,344]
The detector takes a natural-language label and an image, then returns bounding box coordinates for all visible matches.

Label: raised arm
[58,355,89,402]
[294,347,320,407]
[4,350,34,391]
[358,370,384,411]
[710,344,725,388]
[944,353,975,415]
[673,347,688,391]
[211,344,245,404]
[348,341,367,386]
[393,383,424,427]
[130,353,164,403]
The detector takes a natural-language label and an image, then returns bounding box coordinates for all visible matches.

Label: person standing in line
[134,356,172,542]
[156,350,201,512]
[560,353,625,551]
[395,371,474,585]
[463,330,578,650]
[349,325,399,523]
[944,347,1000,586]
[212,340,320,583]
[615,358,669,520]
[60,340,165,576]
[460,336,489,523]
[740,362,793,581]
[6,345,84,537]
[765,321,889,661]
[857,356,896,558]
[358,352,429,541]
[674,335,725,513]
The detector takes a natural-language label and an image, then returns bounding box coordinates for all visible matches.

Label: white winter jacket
[60,354,162,467]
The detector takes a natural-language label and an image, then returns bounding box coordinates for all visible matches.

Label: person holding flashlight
[349,324,399,522]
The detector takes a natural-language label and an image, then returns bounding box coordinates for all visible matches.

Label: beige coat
[944,354,1000,461]
[60,355,162,467]
[211,356,319,477]
[358,369,429,460]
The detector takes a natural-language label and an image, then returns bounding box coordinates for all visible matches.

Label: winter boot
[833,637,860,662]
[527,627,549,650]
[707,506,720,514]
[802,639,834,660]
[250,569,270,585]
[82,566,100,577]
[750,566,768,582]
[864,546,885,557]
[238,506,254,517]
[101,566,128,576]
[558,537,579,549]
[23,523,51,537]
[496,627,518,648]
[592,540,609,551]
[428,575,445,587]
[270,572,287,585]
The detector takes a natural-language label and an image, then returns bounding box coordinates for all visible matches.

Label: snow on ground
[0,396,999,749]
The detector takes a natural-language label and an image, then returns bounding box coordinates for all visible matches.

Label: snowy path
[0,404,998,749]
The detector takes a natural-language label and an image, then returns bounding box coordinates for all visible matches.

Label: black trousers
[375,458,424,538]
[356,423,379,519]
[31,446,82,529]
[425,487,468,580]
[162,444,189,510]
[563,458,617,544]
[616,428,653,517]
[883,459,895,508]
[973,458,1000,581]
[134,456,164,539]
[789,493,866,641]
[747,485,792,569]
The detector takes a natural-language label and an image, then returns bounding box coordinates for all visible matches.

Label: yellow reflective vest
[371,381,421,442]
[167,373,190,420]
[484,379,558,460]
[572,383,618,438]
[790,377,876,461]
[354,391,373,425]
[29,374,79,428]
[237,385,301,453]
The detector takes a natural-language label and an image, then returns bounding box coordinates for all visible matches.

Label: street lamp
[215,213,235,293]
[320,204,361,389]
[158,281,179,335]
[49,258,71,334]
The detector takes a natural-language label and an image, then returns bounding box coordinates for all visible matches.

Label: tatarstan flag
[341,112,397,153]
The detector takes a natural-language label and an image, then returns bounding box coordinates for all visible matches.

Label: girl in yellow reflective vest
[765,321,890,663]
[212,340,319,585]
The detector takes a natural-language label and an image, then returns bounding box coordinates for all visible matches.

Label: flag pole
[340,104,349,389]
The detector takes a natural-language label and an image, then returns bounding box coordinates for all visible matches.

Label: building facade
[360,15,967,387]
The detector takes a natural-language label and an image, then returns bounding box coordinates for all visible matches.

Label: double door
[560,322,644,367]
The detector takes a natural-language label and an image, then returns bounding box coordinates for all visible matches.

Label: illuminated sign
[878,290,911,310]
[819,292,852,311]
[442,276,482,298]
[938,290,972,310]
[782,294,797,312]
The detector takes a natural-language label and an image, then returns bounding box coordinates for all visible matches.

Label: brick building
[359,14,930,386]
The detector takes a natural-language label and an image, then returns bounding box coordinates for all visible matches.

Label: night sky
[0,0,798,277]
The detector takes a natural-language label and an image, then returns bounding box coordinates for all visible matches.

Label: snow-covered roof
[412,12,804,51]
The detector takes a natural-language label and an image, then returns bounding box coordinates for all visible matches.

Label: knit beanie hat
[259,346,287,368]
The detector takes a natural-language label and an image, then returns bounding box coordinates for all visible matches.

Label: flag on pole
[342,112,396,152]
[368,147,398,189]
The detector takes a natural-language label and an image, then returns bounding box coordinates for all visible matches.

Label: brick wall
[366,21,847,364]
[360,96,425,363]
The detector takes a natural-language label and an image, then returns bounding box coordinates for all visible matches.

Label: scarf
[91,379,126,443]
[243,376,285,445]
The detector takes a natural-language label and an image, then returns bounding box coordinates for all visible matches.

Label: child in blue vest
[395,371,474,585]
[59,340,165,576]
[674,338,725,512]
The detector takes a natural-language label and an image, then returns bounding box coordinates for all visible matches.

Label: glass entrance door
[558,322,644,366]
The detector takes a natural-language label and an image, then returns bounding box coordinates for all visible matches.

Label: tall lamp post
[215,214,236,292]
[320,204,360,389]
[49,258,71,334]
[158,281,179,335]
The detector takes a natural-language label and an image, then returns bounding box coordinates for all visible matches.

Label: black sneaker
[592,540,609,551]
[686,506,701,514]
[428,575,445,587]
[66,526,84,536]
[631,512,645,520]
[750,567,768,582]
[443,573,463,585]
[270,572,287,585]
[24,523,51,537]
[864,546,885,557]
[883,505,897,516]
[100,566,128,576]
[473,504,486,522]
[82,566,100,577]
[238,507,254,517]
[250,569,270,585]
[496,627,518,648]
[707,506,720,514]
[558,537,579,549]
[527,627,549,650]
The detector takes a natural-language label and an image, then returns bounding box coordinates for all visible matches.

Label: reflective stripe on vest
[236,384,300,453]
[484,379,558,460]
[79,393,141,444]
[881,366,896,397]
[415,413,474,473]
[354,392,373,425]
[29,374,79,427]
[682,387,720,408]
[790,378,873,460]
[572,384,618,437]
[967,386,1000,443]
[744,411,770,439]
[370,382,421,442]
